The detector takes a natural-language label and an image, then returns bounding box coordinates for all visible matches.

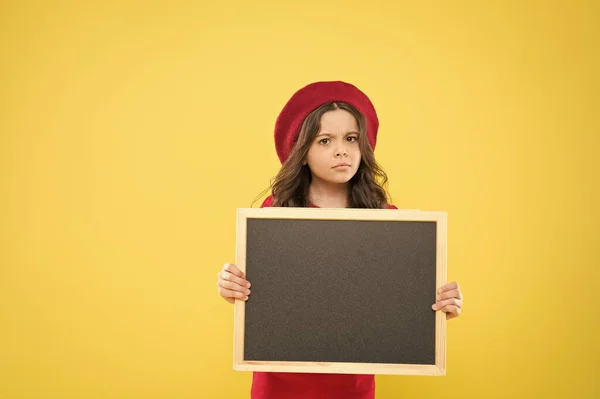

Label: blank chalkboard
[233,207,447,376]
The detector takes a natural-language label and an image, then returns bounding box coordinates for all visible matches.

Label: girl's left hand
[432,281,463,320]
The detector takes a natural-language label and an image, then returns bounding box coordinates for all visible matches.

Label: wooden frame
[233,207,447,376]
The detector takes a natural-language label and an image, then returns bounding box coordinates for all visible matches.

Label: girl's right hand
[217,263,251,304]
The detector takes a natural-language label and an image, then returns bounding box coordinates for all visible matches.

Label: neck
[308,177,349,208]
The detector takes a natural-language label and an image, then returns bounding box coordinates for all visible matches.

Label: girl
[217,81,464,399]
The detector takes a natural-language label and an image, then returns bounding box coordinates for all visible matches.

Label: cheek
[305,148,316,165]
[306,146,326,164]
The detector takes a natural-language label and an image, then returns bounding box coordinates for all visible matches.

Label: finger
[437,281,460,295]
[218,287,249,301]
[437,289,463,301]
[223,263,245,278]
[218,279,251,295]
[432,297,462,311]
[219,270,251,288]
[441,305,461,319]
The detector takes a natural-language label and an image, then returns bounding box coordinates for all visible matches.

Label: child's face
[305,109,361,185]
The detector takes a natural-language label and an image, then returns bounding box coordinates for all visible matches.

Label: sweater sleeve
[260,195,274,208]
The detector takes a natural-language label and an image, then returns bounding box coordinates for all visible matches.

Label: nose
[335,146,348,157]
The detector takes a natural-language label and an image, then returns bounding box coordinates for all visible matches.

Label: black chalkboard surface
[233,207,447,376]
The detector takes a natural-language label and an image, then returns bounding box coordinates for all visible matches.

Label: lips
[332,163,351,169]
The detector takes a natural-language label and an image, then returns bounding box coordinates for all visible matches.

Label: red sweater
[251,195,397,399]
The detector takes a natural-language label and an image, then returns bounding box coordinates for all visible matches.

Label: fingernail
[437,288,442,294]
[432,304,437,310]
[247,282,251,288]
[246,290,251,295]
[244,296,249,301]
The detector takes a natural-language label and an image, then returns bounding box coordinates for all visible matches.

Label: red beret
[274,81,379,164]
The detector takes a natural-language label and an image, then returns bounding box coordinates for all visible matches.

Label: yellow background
[1,1,598,398]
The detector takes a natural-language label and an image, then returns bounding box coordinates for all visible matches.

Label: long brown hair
[261,102,390,208]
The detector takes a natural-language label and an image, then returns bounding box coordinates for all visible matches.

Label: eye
[318,138,330,145]
[347,136,358,142]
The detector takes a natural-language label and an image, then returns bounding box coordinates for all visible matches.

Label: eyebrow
[316,131,359,137]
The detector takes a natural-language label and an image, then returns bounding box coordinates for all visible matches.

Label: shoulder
[260,195,274,208]
[263,195,395,209]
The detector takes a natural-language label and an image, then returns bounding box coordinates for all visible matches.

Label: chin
[326,173,356,184]
[310,168,358,185]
